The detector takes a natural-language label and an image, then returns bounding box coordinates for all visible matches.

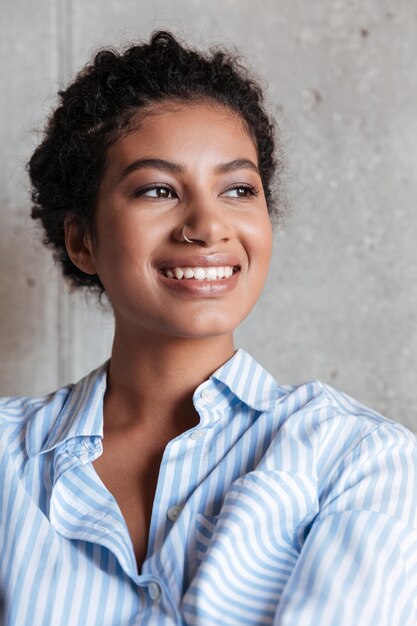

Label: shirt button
[167,504,182,522]
[190,429,206,440]
[201,388,215,403]
[148,581,161,602]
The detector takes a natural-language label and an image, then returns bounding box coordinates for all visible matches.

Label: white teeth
[193,267,206,280]
[163,266,236,280]
[205,267,218,281]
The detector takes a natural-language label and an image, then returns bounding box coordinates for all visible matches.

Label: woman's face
[79,101,273,339]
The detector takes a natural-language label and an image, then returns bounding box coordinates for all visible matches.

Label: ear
[64,217,97,275]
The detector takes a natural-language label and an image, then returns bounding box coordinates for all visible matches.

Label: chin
[162,314,241,340]
[113,302,250,340]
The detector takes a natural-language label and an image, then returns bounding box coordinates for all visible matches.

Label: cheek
[244,216,273,272]
[94,216,151,267]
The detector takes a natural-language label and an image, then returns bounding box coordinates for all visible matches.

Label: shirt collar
[26,361,108,457]
[26,349,278,457]
[210,348,279,412]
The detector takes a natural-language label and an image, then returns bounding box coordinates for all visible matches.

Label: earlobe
[64,217,97,276]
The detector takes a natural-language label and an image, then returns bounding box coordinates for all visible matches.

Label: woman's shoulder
[0,388,68,419]
[265,376,417,484]
[0,386,73,457]
[0,360,108,457]
[217,349,415,446]
[274,376,415,441]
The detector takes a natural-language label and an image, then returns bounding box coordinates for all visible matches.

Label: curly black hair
[28,30,283,293]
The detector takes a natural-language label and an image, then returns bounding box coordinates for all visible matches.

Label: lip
[156,253,242,271]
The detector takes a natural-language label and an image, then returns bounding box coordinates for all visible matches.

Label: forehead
[105,101,259,172]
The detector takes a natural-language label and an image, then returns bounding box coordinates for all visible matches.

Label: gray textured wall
[1,1,416,431]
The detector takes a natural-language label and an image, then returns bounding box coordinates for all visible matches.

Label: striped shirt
[1,348,417,626]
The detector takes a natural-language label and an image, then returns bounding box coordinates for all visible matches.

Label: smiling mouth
[160,265,240,280]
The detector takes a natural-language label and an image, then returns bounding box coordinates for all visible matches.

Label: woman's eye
[222,185,258,198]
[134,186,176,199]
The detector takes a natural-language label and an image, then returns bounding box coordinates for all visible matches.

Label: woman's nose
[175,196,234,247]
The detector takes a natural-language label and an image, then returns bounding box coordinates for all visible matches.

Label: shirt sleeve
[274,423,417,626]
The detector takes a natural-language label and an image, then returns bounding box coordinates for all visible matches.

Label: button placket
[148,581,161,602]
[166,504,182,522]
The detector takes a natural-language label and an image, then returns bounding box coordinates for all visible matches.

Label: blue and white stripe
[1,348,416,625]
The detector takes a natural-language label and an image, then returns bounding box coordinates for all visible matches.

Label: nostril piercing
[182,224,196,244]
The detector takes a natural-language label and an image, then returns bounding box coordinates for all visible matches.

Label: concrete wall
[1,0,416,430]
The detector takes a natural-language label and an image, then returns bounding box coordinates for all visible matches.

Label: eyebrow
[119,157,260,181]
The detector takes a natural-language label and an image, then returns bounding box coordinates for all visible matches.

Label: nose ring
[182,224,196,244]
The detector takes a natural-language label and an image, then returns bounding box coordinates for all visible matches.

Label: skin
[65,100,273,569]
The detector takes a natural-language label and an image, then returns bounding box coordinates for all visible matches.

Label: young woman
[1,31,416,626]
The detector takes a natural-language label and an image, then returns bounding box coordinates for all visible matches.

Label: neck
[104,322,235,434]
